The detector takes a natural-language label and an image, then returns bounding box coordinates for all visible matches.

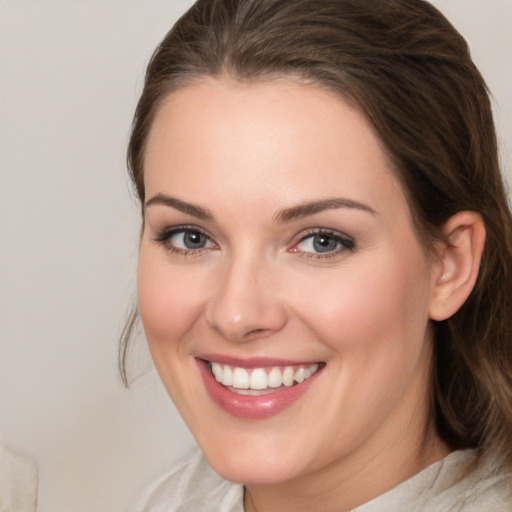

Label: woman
[124,0,512,510]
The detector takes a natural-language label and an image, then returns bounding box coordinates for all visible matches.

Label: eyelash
[152,226,355,260]
[152,225,218,258]
[290,229,355,260]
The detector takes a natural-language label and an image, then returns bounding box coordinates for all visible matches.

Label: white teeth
[222,366,233,386]
[249,368,268,390]
[212,362,223,383]
[295,367,305,383]
[232,367,249,389]
[210,362,320,391]
[282,366,294,387]
[268,367,283,388]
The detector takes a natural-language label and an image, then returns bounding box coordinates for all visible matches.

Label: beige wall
[0,1,510,511]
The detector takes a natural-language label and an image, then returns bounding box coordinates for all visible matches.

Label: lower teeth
[227,385,289,396]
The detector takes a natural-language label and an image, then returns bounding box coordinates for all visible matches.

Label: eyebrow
[144,194,377,223]
[145,194,214,220]
[274,197,377,223]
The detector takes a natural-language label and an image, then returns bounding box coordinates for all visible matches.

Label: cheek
[289,253,433,437]
[136,246,207,348]
[293,253,431,357]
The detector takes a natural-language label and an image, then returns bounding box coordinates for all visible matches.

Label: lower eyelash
[151,227,354,260]
[152,227,213,257]
[152,228,177,247]
[295,230,355,259]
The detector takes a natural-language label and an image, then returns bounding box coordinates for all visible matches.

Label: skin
[138,77,454,512]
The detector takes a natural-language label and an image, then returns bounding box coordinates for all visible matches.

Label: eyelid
[152,224,218,257]
[151,224,354,260]
[289,228,355,258]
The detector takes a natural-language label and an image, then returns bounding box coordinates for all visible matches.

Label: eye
[291,230,354,258]
[153,226,217,255]
[170,230,212,250]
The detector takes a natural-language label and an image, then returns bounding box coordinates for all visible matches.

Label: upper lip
[196,353,323,369]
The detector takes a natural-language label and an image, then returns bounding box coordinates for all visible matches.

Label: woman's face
[138,78,443,487]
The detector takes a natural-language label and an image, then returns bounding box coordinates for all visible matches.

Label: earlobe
[429,211,486,321]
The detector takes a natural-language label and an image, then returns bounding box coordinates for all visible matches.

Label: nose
[205,254,287,343]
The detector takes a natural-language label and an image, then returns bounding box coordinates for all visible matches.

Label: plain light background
[0,1,510,511]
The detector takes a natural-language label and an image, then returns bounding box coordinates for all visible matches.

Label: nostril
[204,286,288,342]
[244,328,273,341]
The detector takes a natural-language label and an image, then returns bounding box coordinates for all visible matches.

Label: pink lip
[197,353,316,369]
[196,357,323,420]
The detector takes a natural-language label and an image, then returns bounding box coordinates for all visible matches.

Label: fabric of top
[130,447,511,512]
[0,441,38,512]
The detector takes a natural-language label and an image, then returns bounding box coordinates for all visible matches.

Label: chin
[193,427,309,485]
[205,450,300,485]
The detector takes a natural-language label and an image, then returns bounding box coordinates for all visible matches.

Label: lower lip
[197,359,321,420]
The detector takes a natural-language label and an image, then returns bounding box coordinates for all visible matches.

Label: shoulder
[0,442,38,512]
[129,447,244,512]
[354,450,512,512]
[430,450,512,512]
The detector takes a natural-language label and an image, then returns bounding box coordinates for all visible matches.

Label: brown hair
[122,0,512,469]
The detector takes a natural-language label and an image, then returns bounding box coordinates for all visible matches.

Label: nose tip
[206,299,286,343]
[205,263,287,343]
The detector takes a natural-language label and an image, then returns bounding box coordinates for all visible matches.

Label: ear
[429,211,486,321]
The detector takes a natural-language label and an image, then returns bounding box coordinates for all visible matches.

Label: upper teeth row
[210,362,319,390]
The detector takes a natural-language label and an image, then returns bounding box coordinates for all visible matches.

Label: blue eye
[153,227,216,254]
[294,231,354,256]
[170,230,212,249]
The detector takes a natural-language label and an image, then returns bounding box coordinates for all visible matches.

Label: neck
[244,422,450,512]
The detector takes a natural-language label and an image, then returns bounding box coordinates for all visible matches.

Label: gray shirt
[130,448,511,512]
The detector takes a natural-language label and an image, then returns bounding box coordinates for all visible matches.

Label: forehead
[143,77,406,217]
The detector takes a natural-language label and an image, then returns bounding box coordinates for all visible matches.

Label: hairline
[137,68,440,254]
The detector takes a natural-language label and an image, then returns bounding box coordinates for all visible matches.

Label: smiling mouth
[207,361,322,395]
